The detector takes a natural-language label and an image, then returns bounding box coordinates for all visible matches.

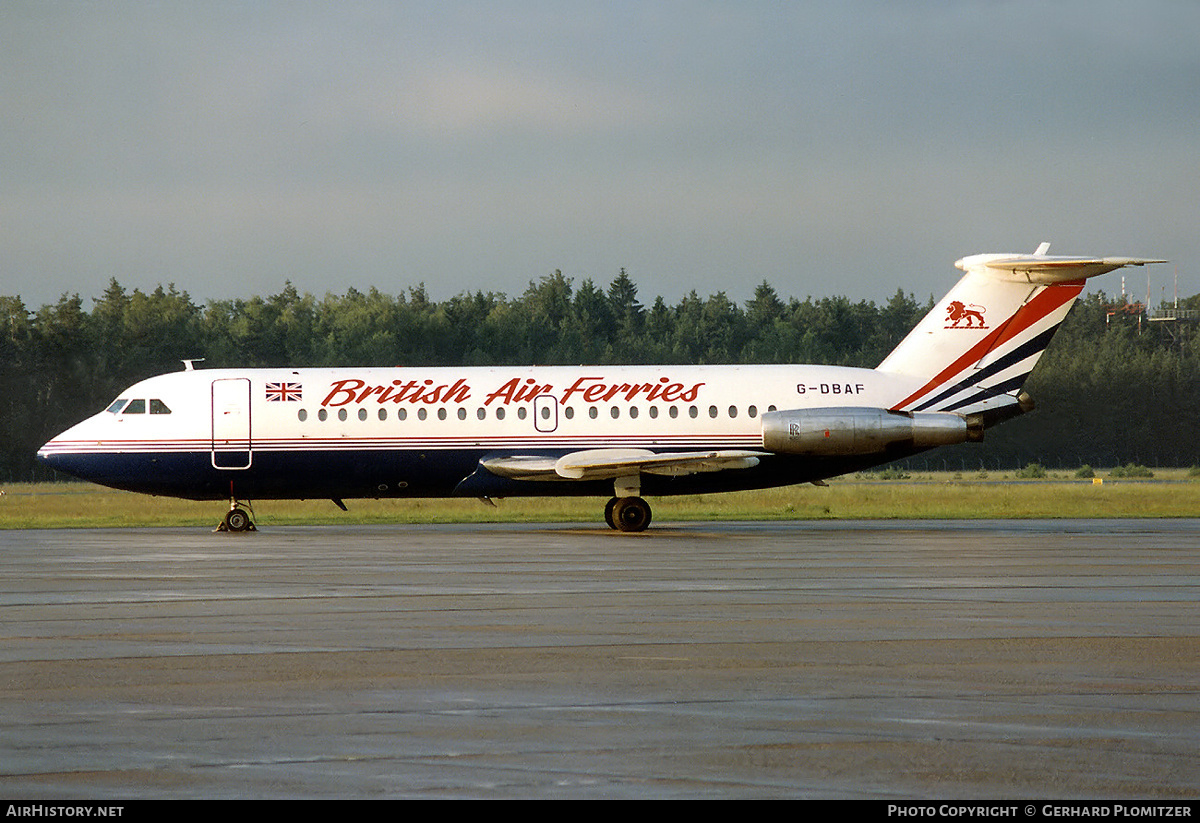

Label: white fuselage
[38,363,922,501]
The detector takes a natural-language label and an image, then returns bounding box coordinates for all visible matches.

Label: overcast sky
[4,1,1198,312]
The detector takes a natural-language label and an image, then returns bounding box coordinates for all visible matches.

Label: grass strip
[3,472,1198,529]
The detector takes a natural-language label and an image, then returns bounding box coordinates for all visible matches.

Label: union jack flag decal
[265,382,302,402]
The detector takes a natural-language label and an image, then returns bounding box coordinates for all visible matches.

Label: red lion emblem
[945,300,987,328]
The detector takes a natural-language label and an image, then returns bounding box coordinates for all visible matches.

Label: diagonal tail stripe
[911,326,1059,411]
[890,281,1082,411]
[938,374,1032,412]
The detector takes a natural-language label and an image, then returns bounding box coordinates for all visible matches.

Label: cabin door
[211,378,252,469]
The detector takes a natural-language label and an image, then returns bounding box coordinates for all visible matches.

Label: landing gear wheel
[220,507,255,533]
[611,496,651,533]
[604,496,618,529]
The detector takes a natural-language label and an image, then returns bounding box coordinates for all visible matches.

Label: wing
[480,448,768,482]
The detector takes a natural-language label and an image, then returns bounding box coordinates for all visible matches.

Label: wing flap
[556,448,768,479]
[480,448,768,482]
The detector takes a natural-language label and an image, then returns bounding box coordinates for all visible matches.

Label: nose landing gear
[215,500,256,532]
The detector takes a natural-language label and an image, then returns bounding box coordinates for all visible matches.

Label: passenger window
[124,399,146,414]
[378,409,387,421]
[517,407,527,420]
[358,408,368,421]
[318,409,328,421]
[728,405,737,419]
[564,407,574,420]
[397,408,407,421]
[438,408,447,421]
[748,405,757,418]
[629,406,638,419]
[689,405,698,419]
[610,407,620,419]
[669,406,679,419]
[298,409,308,422]
[588,406,598,419]
[338,408,348,421]
[477,408,486,420]
[417,408,427,420]
[458,408,467,420]
[150,399,171,414]
[648,406,658,419]
[708,405,718,418]
[496,407,505,420]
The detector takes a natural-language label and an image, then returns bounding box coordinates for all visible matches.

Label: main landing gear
[604,496,652,532]
[215,499,256,533]
[603,474,652,532]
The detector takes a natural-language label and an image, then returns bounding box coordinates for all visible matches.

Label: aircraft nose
[37,438,64,469]
[37,432,82,478]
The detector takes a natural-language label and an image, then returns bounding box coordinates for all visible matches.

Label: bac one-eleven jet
[38,246,1164,532]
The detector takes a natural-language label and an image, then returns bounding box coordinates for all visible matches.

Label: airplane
[37,246,1165,532]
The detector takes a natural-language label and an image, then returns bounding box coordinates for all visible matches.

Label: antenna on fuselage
[182,358,206,371]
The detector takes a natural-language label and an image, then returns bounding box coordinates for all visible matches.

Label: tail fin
[878,245,1165,417]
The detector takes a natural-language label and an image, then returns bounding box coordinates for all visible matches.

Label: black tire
[224,507,251,532]
[611,496,651,532]
[604,496,618,529]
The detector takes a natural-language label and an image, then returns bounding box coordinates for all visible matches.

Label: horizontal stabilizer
[956,249,1167,284]
[985,256,1167,271]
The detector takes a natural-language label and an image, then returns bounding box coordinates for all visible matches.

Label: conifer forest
[3,269,1198,482]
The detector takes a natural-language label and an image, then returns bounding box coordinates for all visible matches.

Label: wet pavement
[1,520,1197,798]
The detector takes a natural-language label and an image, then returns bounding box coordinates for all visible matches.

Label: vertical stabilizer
[878,247,1165,415]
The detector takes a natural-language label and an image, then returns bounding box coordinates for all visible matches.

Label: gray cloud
[3,1,1197,313]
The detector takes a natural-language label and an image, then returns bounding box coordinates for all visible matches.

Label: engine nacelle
[762,407,983,456]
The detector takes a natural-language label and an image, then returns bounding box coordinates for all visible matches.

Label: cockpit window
[106,398,170,414]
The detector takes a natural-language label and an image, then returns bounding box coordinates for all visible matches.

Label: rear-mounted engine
[762,407,984,456]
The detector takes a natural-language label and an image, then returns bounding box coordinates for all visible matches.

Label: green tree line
[3,272,1198,481]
